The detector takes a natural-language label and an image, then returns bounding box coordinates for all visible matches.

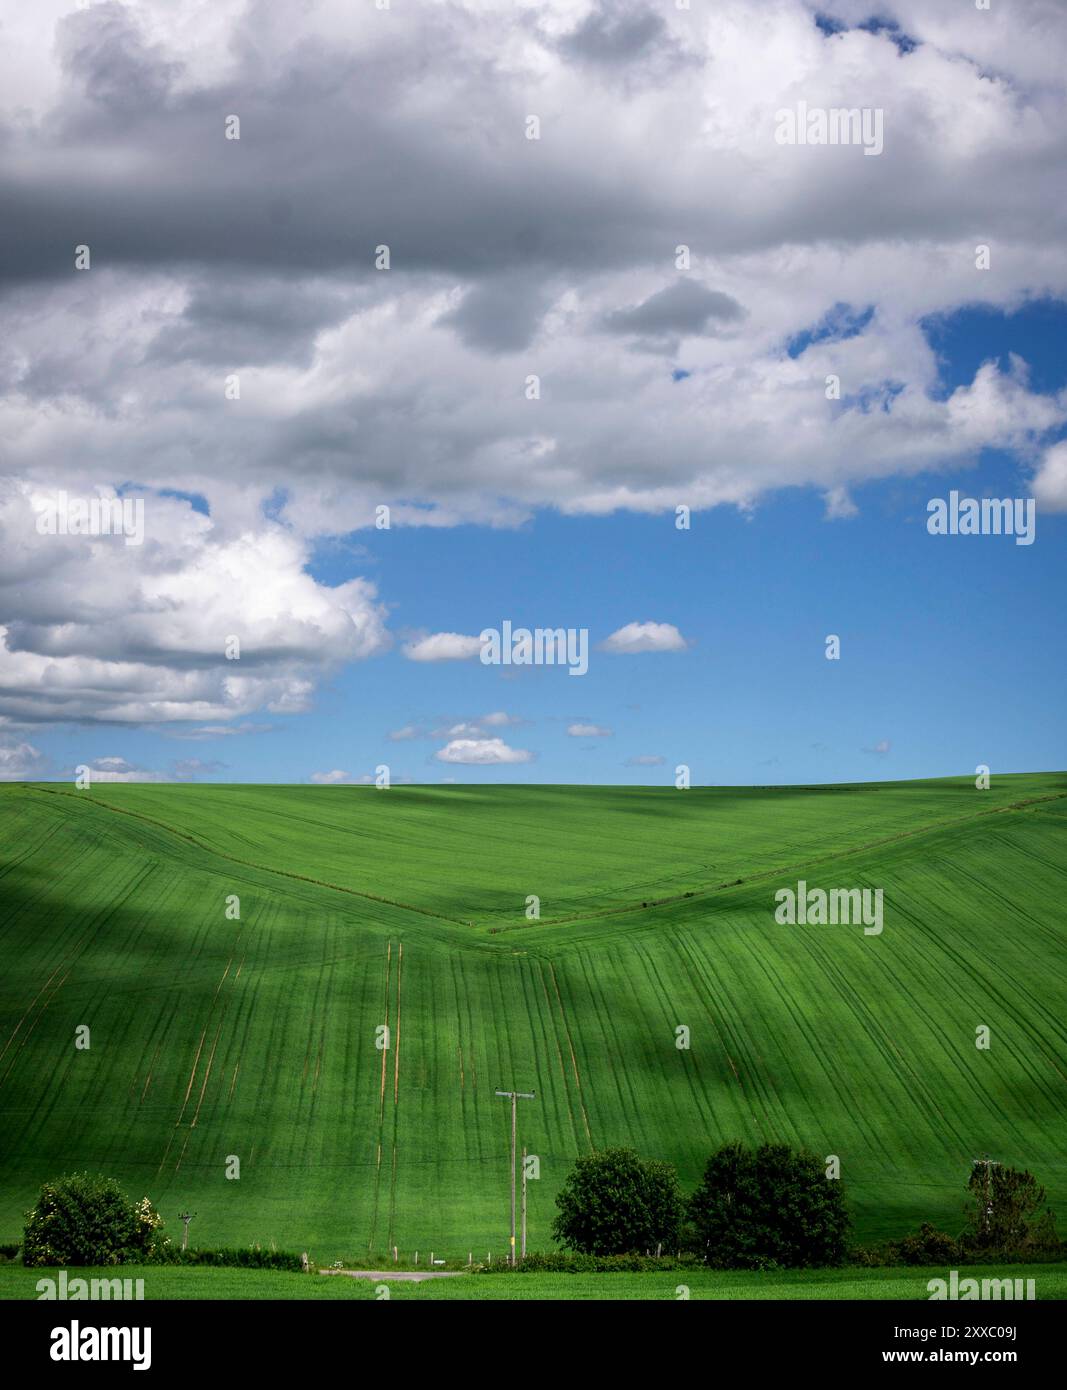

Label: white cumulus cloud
[403,633,483,663]
[600,622,688,654]
[1032,441,1067,511]
[0,738,48,780]
[434,737,533,765]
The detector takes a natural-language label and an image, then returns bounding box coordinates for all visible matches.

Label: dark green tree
[688,1141,850,1268]
[22,1174,166,1267]
[552,1147,682,1255]
[962,1162,1060,1255]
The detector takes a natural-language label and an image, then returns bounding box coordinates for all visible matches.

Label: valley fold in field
[0,773,1064,1259]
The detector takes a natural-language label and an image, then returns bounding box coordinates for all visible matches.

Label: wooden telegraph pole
[178,1211,196,1251]
[495,1089,535,1266]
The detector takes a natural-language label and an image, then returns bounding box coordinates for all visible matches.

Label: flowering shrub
[22,1174,167,1267]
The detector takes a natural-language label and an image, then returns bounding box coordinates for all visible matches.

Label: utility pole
[178,1211,196,1251]
[495,1089,534,1266]
[972,1155,1000,1235]
[521,1145,528,1260]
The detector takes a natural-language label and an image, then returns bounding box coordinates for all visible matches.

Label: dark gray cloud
[437,277,550,353]
[558,3,668,67]
[2,0,1060,302]
[0,2,662,290]
[146,275,367,368]
[602,281,746,341]
[55,0,182,117]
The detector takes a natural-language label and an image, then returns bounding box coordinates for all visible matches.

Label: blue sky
[32,300,1066,786]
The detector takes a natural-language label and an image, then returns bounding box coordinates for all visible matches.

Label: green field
[4,1263,1066,1301]
[1,775,1065,1266]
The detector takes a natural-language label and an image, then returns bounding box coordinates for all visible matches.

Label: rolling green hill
[0,774,1064,1258]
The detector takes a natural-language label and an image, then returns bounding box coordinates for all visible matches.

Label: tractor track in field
[387,942,403,1251]
[0,856,159,1090]
[157,938,246,1174]
[368,941,404,1255]
[369,942,392,1253]
[23,785,1067,944]
[514,791,1067,936]
[26,785,472,929]
[546,963,592,1146]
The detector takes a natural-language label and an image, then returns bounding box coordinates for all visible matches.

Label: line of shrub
[150,1246,306,1271]
[850,1222,1065,1268]
[476,1251,703,1274]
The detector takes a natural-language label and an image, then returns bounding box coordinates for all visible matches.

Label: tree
[688,1141,850,1268]
[22,1174,166,1267]
[552,1148,682,1255]
[962,1163,1060,1256]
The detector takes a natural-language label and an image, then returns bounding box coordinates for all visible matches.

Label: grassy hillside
[0,775,1064,1258]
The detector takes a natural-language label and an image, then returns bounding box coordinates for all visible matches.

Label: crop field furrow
[896,925,1067,1108]
[533,961,581,1156]
[27,788,476,930]
[670,934,779,1142]
[369,941,392,1252]
[571,951,633,1146]
[887,920,1067,1130]
[741,946,875,1156]
[628,938,716,1170]
[808,946,948,1157]
[665,934,755,1134]
[386,942,404,1252]
[616,939,708,1167]
[547,963,593,1148]
[807,944,968,1159]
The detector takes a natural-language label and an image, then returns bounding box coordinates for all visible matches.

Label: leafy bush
[552,1148,682,1256]
[688,1141,850,1269]
[889,1222,960,1266]
[22,1174,167,1267]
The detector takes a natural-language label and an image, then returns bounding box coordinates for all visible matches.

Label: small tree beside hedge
[688,1141,850,1269]
[23,1174,167,1267]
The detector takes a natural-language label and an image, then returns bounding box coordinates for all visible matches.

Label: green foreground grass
[4,1262,1067,1301]
[1,774,1065,1255]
